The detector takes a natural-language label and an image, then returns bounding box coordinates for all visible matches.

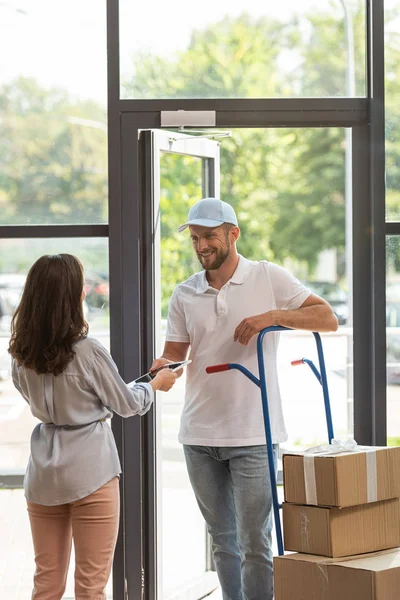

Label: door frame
[141,128,221,600]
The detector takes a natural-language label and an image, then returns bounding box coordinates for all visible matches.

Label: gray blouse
[11,336,153,506]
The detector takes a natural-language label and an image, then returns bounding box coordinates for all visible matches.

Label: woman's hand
[150,368,177,392]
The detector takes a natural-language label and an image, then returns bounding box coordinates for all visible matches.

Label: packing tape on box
[303,439,378,505]
[313,549,400,597]
[365,450,378,502]
[300,508,311,552]
[303,454,319,505]
[315,563,329,599]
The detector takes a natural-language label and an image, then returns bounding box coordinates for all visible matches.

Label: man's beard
[198,241,231,271]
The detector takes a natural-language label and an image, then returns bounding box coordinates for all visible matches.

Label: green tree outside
[0,77,107,226]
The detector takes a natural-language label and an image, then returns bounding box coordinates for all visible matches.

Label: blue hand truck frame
[206,325,334,556]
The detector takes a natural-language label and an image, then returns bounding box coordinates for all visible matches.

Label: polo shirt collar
[230,254,251,284]
[196,254,251,294]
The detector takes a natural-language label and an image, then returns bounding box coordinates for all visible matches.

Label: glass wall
[0,0,107,225]
[0,237,110,599]
[385,0,400,223]
[0,3,109,596]
[120,0,366,99]
[386,237,400,446]
[385,1,400,446]
[0,237,109,474]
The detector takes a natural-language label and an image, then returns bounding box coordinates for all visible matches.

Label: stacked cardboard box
[274,445,400,599]
[275,548,400,600]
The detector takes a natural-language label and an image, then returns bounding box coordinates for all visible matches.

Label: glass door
[146,126,354,447]
[142,129,221,600]
[139,125,354,597]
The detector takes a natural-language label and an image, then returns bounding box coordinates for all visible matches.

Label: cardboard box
[274,548,400,600]
[283,446,400,507]
[282,498,400,557]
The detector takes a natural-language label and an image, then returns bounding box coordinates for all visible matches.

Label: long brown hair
[8,254,88,375]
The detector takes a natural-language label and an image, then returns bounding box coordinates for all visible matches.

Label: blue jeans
[183,444,278,600]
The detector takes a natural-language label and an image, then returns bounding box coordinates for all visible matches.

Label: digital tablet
[134,360,192,384]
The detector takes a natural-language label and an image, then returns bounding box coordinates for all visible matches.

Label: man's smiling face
[189,224,234,271]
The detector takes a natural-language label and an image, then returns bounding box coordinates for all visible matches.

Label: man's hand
[234,295,338,346]
[150,356,184,379]
[150,357,173,372]
[234,312,274,346]
[151,342,191,378]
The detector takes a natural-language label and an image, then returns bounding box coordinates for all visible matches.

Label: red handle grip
[291,359,304,366]
[206,363,230,374]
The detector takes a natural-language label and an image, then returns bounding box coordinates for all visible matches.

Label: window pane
[158,127,353,451]
[120,0,366,99]
[0,1,108,225]
[386,237,400,446]
[0,238,111,598]
[385,1,400,221]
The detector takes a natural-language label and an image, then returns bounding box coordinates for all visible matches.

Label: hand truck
[206,325,334,556]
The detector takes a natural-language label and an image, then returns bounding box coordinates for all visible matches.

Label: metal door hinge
[125,577,129,600]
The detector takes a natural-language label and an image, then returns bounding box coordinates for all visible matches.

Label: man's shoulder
[247,258,268,268]
[240,257,270,276]
[175,272,203,292]
[240,258,289,287]
[248,259,284,273]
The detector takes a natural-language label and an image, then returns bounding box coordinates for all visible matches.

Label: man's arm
[150,341,190,373]
[234,294,338,346]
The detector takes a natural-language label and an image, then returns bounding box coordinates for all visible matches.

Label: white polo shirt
[165,255,311,446]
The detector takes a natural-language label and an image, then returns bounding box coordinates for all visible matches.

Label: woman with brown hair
[8,253,176,600]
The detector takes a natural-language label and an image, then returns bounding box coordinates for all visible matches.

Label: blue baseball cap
[178,198,238,232]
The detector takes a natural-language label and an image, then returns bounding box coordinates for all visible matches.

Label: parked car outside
[0,274,26,317]
[83,272,109,310]
[0,275,26,379]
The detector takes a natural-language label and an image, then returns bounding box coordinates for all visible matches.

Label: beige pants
[27,477,120,600]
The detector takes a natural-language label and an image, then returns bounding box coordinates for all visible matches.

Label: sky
[0,0,393,105]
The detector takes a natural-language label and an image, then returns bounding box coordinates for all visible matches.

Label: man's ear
[231,226,240,243]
